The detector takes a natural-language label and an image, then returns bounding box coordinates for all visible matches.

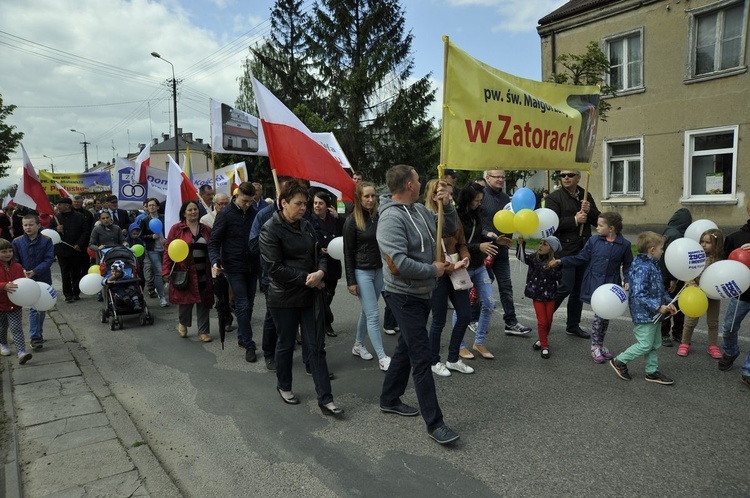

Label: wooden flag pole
[272,168,281,199]
[436,36,451,263]
[578,170,591,236]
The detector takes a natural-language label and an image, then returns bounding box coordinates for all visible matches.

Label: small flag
[14,145,54,215]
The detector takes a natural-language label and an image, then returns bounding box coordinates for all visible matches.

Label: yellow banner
[38,171,112,196]
[442,39,600,171]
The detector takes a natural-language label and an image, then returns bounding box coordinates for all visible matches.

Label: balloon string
[652,283,687,323]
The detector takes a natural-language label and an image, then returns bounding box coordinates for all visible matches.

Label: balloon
[698,260,750,299]
[685,219,718,242]
[79,273,104,296]
[33,282,58,311]
[87,247,97,259]
[513,209,539,235]
[88,264,101,274]
[493,210,515,234]
[511,187,536,213]
[503,202,514,213]
[168,239,189,262]
[8,278,42,307]
[131,244,145,257]
[678,286,708,318]
[590,283,629,319]
[533,208,560,239]
[664,238,706,282]
[326,237,344,261]
[148,218,163,234]
[728,248,750,269]
[41,228,61,245]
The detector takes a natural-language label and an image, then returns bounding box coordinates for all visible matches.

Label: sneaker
[378,355,391,371]
[591,347,605,364]
[0,344,10,356]
[718,353,739,371]
[532,340,542,351]
[645,371,674,385]
[380,402,420,417]
[148,290,158,298]
[18,352,32,365]
[429,425,460,445]
[352,343,373,360]
[467,322,477,333]
[661,336,673,347]
[610,358,632,381]
[600,346,614,360]
[677,343,690,357]
[159,297,168,307]
[707,345,722,359]
[431,362,451,377]
[383,328,398,335]
[31,339,43,351]
[541,348,550,359]
[446,359,474,374]
[505,323,531,336]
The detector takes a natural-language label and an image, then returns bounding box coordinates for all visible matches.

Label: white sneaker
[467,322,477,333]
[352,343,374,360]
[431,362,452,377]
[378,355,391,371]
[446,359,475,374]
[159,297,168,307]
[383,328,397,335]
[0,344,10,356]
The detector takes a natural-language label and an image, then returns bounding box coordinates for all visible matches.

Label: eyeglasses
[560,173,579,178]
[488,175,505,179]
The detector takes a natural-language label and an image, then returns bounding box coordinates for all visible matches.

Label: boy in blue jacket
[610,231,676,385]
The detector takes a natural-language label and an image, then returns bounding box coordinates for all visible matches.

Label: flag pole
[271,168,281,199]
[436,36,451,262]
[578,170,591,236]
[209,99,216,191]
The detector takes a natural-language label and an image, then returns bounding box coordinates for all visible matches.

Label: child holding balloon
[678,228,725,358]
[0,239,32,364]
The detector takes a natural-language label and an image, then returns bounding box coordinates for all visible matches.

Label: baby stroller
[99,246,153,329]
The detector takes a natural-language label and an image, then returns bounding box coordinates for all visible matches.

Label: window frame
[603,137,644,200]
[686,0,748,81]
[603,28,645,95]
[681,125,738,203]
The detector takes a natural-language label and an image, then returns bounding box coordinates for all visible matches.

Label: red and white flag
[251,77,356,202]
[15,145,54,215]
[164,155,198,234]
[1,194,13,209]
[55,182,70,198]
[133,143,151,185]
[230,166,242,194]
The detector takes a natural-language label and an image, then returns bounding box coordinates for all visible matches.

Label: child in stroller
[99,247,153,329]
[105,260,142,311]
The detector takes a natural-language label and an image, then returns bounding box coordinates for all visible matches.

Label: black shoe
[319,403,344,417]
[325,324,337,337]
[265,357,276,371]
[645,371,674,385]
[73,295,80,301]
[276,387,299,405]
[718,353,739,371]
[671,333,682,344]
[65,296,74,303]
[532,340,542,351]
[429,425,460,445]
[148,291,158,298]
[610,358,632,381]
[31,340,43,351]
[661,336,673,347]
[245,348,257,363]
[541,348,550,359]
[380,402,420,417]
[566,326,591,339]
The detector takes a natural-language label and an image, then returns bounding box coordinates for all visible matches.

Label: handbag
[442,241,473,291]
[170,263,190,290]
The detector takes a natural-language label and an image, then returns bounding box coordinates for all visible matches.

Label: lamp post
[151,51,179,165]
[70,129,89,172]
[43,155,55,174]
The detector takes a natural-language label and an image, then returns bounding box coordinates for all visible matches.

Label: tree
[0,94,24,179]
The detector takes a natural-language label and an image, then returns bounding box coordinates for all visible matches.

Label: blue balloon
[511,188,536,213]
[148,217,163,234]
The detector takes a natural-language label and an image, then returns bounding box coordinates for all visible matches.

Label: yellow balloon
[678,286,708,318]
[88,264,100,274]
[513,209,539,235]
[493,210,515,234]
[168,239,189,263]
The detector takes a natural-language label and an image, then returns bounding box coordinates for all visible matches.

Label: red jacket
[163,222,214,307]
[0,261,26,311]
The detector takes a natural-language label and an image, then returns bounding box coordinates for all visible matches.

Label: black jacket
[459,211,491,269]
[545,186,600,257]
[343,211,381,286]
[725,220,750,302]
[659,208,692,281]
[208,201,257,272]
[50,211,90,258]
[260,211,327,308]
[312,213,344,282]
[139,215,165,251]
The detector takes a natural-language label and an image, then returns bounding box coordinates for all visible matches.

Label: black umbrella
[213,274,231,349]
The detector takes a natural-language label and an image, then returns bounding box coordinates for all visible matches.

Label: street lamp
[43,155,55,174]
[151,51,179,165]
[70,129,89,172]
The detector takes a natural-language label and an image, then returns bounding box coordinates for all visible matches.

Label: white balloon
[327,236,344,261]
[8,278,42,307]
[533,208,560,239]
[34,282,58,311]
[590,283,629,319]
[664,238,706,282]
[685,219,718,242]
[698,260,750,299]
[41,228,61,245]
[79,273,104,296]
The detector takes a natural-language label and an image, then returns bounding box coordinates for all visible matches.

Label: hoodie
[376,195,457,299]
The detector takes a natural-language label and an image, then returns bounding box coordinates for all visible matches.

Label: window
[604,139,642,198]
[689,1,746,77]
[605,30,643,91]
[683,126,738,201]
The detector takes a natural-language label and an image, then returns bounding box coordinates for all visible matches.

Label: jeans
[383,295,398,331]
[29,308,45,341]
[225,271,257,350]
[661,282,684,339]
[429,276,471,364]
[146,250,165,298]
[381,291,444,432]
[459,266,495,347]
[490,246,517,326]
[354,268,386,358]
[617,322,661,374]
[721,298,750,376]
[555,264,586,330]
[270,306,333,405]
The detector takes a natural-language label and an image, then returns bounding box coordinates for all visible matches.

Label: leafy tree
[0,94,24,179]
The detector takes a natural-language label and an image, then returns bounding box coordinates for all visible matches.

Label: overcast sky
[0,0,565,190]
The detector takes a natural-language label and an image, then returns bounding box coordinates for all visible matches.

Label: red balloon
[728,248,750,269]
[87,248,97,259]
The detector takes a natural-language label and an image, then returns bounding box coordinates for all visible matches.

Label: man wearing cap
[50,198,90,302]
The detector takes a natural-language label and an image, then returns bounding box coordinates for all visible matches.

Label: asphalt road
[51,260,750,498]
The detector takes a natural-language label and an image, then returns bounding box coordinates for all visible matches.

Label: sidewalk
[2,307,180,498]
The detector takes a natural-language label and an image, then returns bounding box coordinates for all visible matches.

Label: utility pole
[70,129,89,172]
[43,155,55,174]
[151,52,179,165]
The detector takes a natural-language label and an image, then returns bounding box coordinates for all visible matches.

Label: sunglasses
[560,173,578,178]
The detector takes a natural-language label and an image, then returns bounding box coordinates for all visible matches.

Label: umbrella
[213,274,231,349]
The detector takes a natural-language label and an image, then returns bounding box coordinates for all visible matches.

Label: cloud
[445,0,567,33]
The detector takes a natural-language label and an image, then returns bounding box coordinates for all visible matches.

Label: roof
[538,0,619,25]
[151,135,211,153]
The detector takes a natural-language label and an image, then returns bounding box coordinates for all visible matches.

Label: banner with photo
[38,171,111,196]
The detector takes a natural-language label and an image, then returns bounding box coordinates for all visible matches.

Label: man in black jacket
[51,198,90,301]
[105,195,130,235]
[208,182,258,362]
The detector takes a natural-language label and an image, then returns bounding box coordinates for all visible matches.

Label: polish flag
[164,155,199,234]
[55,182,71,198]
[133,143,151,184]
[230,166,242,194]
[14,145,54,215]
[2,194,13,209]
[251,77,355,202]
